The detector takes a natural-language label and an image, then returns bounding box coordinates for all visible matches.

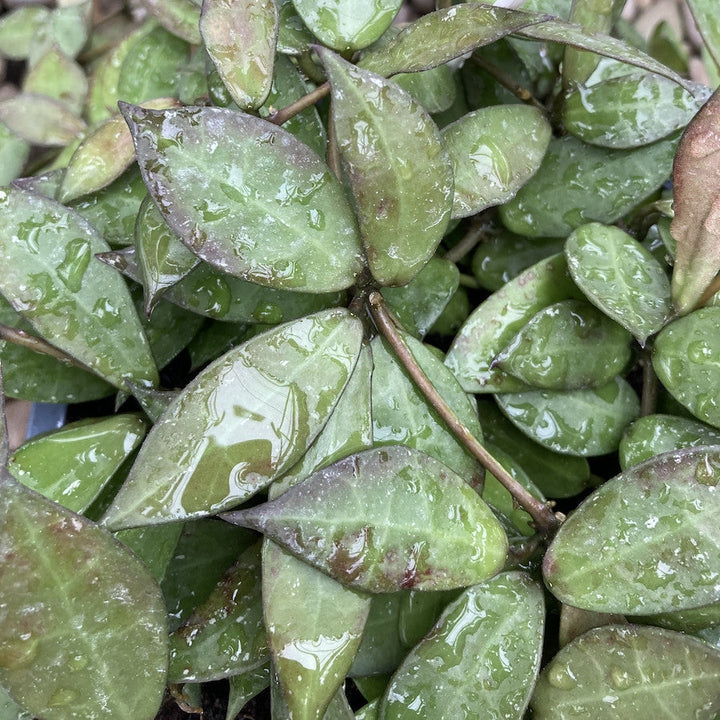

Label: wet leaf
[686,0,720,69]
[494,299,632,390]
[497,377,640,457]
[0,186,159,390]
[187,322,252,371]
[393,64,456,115]
[0,122,30,186]
[200,0,277,110]
[227,664,271,720]
[358,5,550,76]
[544,446,720,613]
[531,625,720,720]
[0,6,49,60]
[379,572,544,720]
[124,103,364,292]
[499,134,678,238]
[0,474,168,720]
[114,522,184,583]
[636,602,720,635]
[141,0,201,44]
[102,309,363,528]
[276,0,313,54]
[653,307,720,428]
[563,74,709,149]
[669,87,720,314]
[320,49,453,287]
[293,0,401,52]
[224,445,508,593]
[442,106,551,219]
[445,253,584,393]
[169,541,269,682]
[620,413,720,469]
[23,48,88,116]
[558,605,626,648]
[0,94,85,147]
[356,699,379,720]
[8,415,147,514]
[565,223,672,344]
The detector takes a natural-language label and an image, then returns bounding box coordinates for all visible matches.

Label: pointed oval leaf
[497,376,640,457]
[0,6,50,60]
[124,103,364,292]
[445,253,584,394]
[320,49,453,287]
[0,94,85,147]
[531,625,720,720]
[29,2,90,64]
[653,307,720,428]
[200,0,278,110]
[544,446,720,613]
[23,48,88,116]
[224,445,508,593]
[277,0,314,54]
[393,65,456,115]
[0,476,168,720]
[380,572,544,720]
[686,0,720,68]
[494,299,632,390]
[442,105,551,219]
[141,0,201,43]
[103,309,363,528]
[565,223,672,344]
[0,186,159,390]
[499,134,677,238]
[0,122,30,186]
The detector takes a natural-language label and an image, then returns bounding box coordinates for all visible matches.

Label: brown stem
[444,218,486,264]
[0,324,89,370]
[368,292,560,538]
[470,55,546,111]
[640,353,658,417]
[267,82,330,126]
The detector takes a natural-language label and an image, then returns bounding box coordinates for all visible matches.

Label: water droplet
[0,636,39,669]
[547,662,578,690]
[695,456,720,486]
[688,340,713,364]
[49,687,78,706]
[609,665,635,690]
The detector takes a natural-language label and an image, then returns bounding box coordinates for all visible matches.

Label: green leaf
[0,6,50,60]
[224,445,508,593]
[123,103,364,292]
[0,94,85,147]
[563,74,708,149]
[226,664,271,720]
[686,0,720,69]
[200,0,277,110]
[620,414,720,469]
[379,572,544,720]
[292,0,402,52]
[102,308,363,528]
[29,2,90,64]
[23,48,88,117]
[0,186,159,390]
[544,446,720,613]
[445,253,584,393]
[558,605,626,648]
[531,625,720,720]
[356,699,379,720]
[393,64,456,115]
[141,0,201,44]
[113,522,183,583]
[276,0,314,54]
[653,307,720,428]
[499,134,677,238]
[0,122,30,186]
[169,541,269,682]
[320,49,453,287]
[442,106,551,219]
[565,223,672,344]
[8,415,147,514]
[494,299,632,390]
[0,474,168,720]
[669,87,720,314]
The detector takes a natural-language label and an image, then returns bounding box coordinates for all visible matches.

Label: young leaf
[531,625,720,720]
[0,473,168,720]
[102,308,363,529]
[123,103,365,292]
[223,445,508,593]
[200,0,278,110]
[0,5,50,60]
[23,48,88,116]
[565,223,672,344]
[670,87,720,314]
[544,446,720,614]
[0,94,85,147]
[319,48,453,287]
[379,573,544,720]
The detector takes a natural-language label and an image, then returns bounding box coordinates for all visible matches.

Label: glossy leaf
[620,413,720,469]
[224,445,508,593]
[102,309,363,528]
[565,223,672,344]
[358,5,551,76]
[670,87,720,314]
[169,541,269,682]
[357,700,379,720]
[114,522,184,583]
[445,253,584,394]
[531,625,720,720]
[23,48,88,116]
[124,103,364,292]
[141,0,201,43]
[200,0,277,110]
[653,307,720,428]
[379,572,544,720]
[0,94,85,147]
[0,186,159,390]
[277,0,314,54]
[686,0,720,69]
[497,377,640,457]
[442,106,551,219]
[494,299,632,390]
[227,664,271,720]
[8,415,147,514]
[544,446,720,613]
[0,474,168,720]
[187,322,252,371]
[563,74,709,149]
[393,65,456,115]
[320,49,453,287]
[499,134,678,238]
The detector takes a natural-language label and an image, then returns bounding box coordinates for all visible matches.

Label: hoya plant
[2,0,720,718]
